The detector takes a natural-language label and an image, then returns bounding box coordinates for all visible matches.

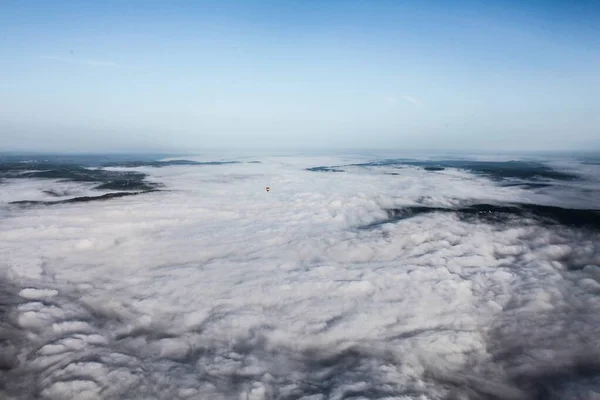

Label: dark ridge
[0,163,158,191]
[10,190,157,206]
[0,153,169,167]
[424,166,445,171]
[247,161,262,164]
[306,166,345,172]
[348,159,404,167]
[578,155,600,165]
[363,203,600,231]
[101,160,240,168]
[439,160,578,181]
[94,180,160,191]
[42,190,72,197]
[349,159,579,181]
[0,158,241,193]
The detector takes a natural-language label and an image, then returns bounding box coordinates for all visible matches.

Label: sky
[1,0,599,153]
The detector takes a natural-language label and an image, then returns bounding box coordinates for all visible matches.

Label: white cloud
[403,95,422,106]
[41,55,118,67]
[0,155,599,399]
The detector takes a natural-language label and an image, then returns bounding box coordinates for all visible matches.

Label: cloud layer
[1,154,599,399]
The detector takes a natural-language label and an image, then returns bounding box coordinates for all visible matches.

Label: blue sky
[1,0,599,152]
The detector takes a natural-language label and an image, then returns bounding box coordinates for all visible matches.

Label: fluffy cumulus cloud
[0,154,600,399]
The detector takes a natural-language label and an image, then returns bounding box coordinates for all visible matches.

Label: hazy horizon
[2,148,600,159]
